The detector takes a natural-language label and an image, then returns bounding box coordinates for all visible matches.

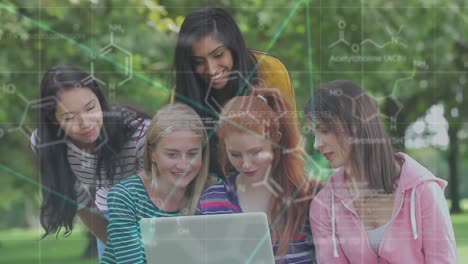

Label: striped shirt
[100,175,179,264]
[30,117,150,211]
[197,174,316,264]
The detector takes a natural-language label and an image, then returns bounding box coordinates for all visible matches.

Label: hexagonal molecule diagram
[204,70,289,125]
[7,95,67,148]
[88,29,133,98]
[203,71,257,117]
[326,87,403,131]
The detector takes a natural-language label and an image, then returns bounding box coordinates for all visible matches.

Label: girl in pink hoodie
[306,80,457,263]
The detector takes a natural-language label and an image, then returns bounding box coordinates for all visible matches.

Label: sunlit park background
[0,0,467,263]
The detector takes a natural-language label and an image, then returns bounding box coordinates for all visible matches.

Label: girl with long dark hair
[172,7,297,177]
[30,64,150,259]
[172,7,296,112]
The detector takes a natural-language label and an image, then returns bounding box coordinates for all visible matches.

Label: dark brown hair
[305,80,399,193]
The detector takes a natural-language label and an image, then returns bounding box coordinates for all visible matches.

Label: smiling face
[151,130,203,190]
[224,132,274,184]
[313,118,352,169]
[191,35,234,90]
[55,87,103,150]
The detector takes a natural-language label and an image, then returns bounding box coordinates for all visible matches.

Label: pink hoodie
[310,153,457,263]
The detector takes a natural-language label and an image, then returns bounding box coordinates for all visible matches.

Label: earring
[277,131,283,138]
[274,131,282,142]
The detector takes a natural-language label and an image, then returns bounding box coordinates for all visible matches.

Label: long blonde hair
[143,103,210,215]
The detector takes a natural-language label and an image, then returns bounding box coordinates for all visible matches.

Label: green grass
[451,199,468,263]
[0,228,97,264]
[453,213,468,262]
[1,204,467,264]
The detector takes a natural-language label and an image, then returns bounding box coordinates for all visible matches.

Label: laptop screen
[139,212,275,264]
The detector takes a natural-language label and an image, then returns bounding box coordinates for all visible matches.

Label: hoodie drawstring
[330,188,418,259]
[410,187,418,239]
[332,193,339,257]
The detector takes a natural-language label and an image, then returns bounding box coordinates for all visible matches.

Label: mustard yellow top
[170,50,296,110]
[251,50,296,110]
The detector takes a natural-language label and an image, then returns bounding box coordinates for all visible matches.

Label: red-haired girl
[197,90,320,263]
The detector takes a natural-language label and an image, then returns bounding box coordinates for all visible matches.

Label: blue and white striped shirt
[100,175,179,264]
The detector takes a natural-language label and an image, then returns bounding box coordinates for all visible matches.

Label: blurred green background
[0,0,467,263]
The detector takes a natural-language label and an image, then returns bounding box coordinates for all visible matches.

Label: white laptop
[139,212,275,264]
